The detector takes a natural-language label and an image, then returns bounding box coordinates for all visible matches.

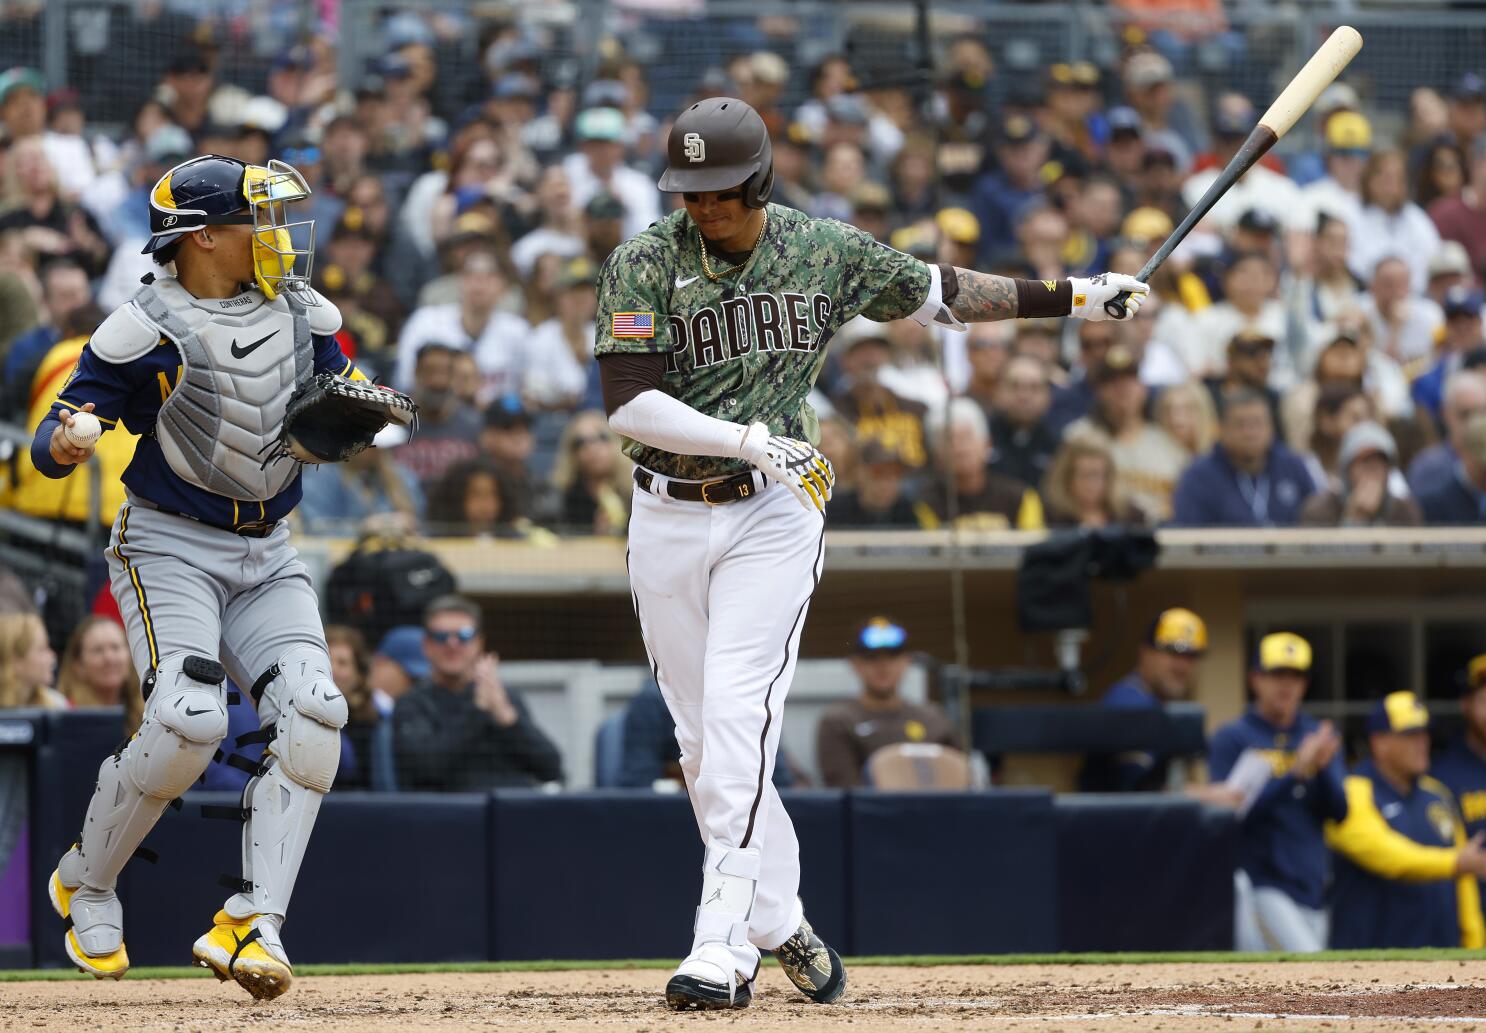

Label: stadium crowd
[2,8,1486,537]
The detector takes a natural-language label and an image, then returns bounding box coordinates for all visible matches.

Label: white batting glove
[1069,273,1150,322]
[737,422,835,513]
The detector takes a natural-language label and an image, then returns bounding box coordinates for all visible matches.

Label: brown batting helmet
[656,97,774,209]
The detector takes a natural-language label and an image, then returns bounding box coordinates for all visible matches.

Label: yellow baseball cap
[1149,608,1208,656]
[936,207,981,245]
[1368,690,1430,734]
[1257,632,1312,673]
[1467,653,1486,691]
[1122,206,1174,244]
[1326,111,1373,152]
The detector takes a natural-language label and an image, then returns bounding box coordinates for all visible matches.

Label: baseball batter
[28,154,401,1000]
[595,97,1149,1010]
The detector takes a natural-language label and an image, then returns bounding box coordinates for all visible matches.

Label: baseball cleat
[665,947,757,1011]
[49,865,130,980]
[192,910,293,1001]
[774,915,846,1004]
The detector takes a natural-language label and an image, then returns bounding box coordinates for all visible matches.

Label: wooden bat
[1104,25,1364,317]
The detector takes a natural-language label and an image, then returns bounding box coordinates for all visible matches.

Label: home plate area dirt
[5,961,1486,1031]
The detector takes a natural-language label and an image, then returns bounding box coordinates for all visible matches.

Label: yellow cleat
[49,868,130,980]
[192,910,293,1001]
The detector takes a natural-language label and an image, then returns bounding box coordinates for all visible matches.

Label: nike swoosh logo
[675,275,700,289]
[323,692,342,702]
[230,329,279,359]
[183,706,213,716]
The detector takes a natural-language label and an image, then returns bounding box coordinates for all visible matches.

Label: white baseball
[64,411,102,448]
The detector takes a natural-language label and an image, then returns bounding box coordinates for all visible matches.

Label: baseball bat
[1103,25,1364,317]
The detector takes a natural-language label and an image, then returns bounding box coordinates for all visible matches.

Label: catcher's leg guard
[62,653,227,972]
[197,646,344,1000]
[667,839,762,1011]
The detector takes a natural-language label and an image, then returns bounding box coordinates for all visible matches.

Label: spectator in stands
[325,625,383,791]
[1299,386,1377,492]
[1359,254,1444,368]
[921,398,1043,531]
[391,343,481,489]
[1354,150,1441,295]
[1292,213,1365,348]
[563,106,658,243]
[0,257,90,419]
[1209,632,1346,952]
[510,164,584,280]
[829,441,918,529]
[988,354,1057,489]
[1413,287,1486,427]
[393,244,529,402]
[1189,253,1287,382]
[1066,345,1188,521]
[370,625,428,714]
[1302,420,1422,527]
[426,458,528,539]
[1122,51,1200,167]
[1410,370,1486,498]
[522,256,598,412]
[1429,137,1486,277]
[1205,331,1282,427]
[1080,608,1209,793]
[1047,319,1117,435]
[552,410,631,536]
[830,324,930,477]
[1302,113,1371,233]
[1447,73,1486,153]
[1326,692,1486,949]
[393,595,563,790]
[0,612,64,709]
[1042,436,1146,528]
[817,618,957,789]
[55,615,140,732]
[1417,139,1468,209]
[479,395,540,520]
[1418,410,1486,524]
[969,115,1049,265]
[1433,655,1486,875]
[0,136,110,278]
[1155,380,1219,460]
[960,321,1011,421]
[1183,96,1302,233]
[298,444,425,537]
[1172,388,1316,527]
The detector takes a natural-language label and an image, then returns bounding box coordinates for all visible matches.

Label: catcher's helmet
[657,97,773,209]
[143,154,316,302]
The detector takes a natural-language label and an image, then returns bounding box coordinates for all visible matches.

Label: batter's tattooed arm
[949,269,1019,322]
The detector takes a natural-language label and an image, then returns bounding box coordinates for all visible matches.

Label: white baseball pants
[626,475,824,949]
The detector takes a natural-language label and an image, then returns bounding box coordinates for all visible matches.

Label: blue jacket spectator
[1326,692,1486,949]
[968,115,1049,265]
[618,680,794,789]
[1409,370,1486,498]
[1433,653,1486,908]
[1417,413,1486,523]
[1208,633,1346,952]
[1171,389,1315,527]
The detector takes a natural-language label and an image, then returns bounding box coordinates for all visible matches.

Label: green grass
[4,948,1485,982]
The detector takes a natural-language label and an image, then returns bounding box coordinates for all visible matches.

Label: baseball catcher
[30,154,412,1000]
[596,97,1148,1010]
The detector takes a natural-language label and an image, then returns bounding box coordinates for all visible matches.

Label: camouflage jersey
[594,203,932,480]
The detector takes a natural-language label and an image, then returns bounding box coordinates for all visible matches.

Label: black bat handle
[1103,294,1133,319]
[1103,253,1160,319]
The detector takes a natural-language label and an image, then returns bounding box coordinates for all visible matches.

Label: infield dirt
[5,960,1486,1031]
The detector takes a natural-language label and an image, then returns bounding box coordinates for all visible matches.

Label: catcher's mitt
[268,373,418,465]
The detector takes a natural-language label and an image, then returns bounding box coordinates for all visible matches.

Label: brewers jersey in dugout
[594,203,937,481]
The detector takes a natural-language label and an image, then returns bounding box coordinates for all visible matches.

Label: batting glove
[738,422,835,513]
[1070,273,1150,321]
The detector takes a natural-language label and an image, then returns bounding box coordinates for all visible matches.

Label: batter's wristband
[1014,278,1072,318]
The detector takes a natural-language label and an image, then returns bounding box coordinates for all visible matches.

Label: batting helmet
[657,97,773,209]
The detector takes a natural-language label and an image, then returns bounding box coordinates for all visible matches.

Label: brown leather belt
[633,468,762,506]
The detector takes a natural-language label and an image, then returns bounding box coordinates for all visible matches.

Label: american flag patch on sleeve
[612,312,655,338]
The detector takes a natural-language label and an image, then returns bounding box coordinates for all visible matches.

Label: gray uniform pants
[107,499,327,707]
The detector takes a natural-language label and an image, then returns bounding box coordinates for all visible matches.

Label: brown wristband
[1014,278,1072,318]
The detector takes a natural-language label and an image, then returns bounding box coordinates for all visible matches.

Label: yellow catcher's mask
[242,160,315,302]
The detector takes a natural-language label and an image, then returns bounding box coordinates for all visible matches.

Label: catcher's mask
[144,154,317,304]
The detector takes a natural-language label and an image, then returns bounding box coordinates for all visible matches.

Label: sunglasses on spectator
[572,433,612,447]
[426,627,478,644]
[682,190,744,202]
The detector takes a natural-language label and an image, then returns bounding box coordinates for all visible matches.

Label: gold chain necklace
[699,208,768,282]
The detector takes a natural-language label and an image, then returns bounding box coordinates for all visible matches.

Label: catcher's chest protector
[132,277,313,501]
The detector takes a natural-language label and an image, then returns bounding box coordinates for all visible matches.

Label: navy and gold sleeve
[312,333,367,381]
[30,343,150,479]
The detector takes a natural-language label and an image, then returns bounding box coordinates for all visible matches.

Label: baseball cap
[376,625,431,681]
[750,51,790,87]
[1366,690,1430,734]
[0,67,44,103]
[1107,106,1143,137]
[1125,52,1173,90]
[584,192,626,221]
[1256,631,1312,674]
[577,106,626,142]
[492,74,540,102]
[1317,82,1360,119]
[1228,329,1276,355]
[854,617,908,655]
[999,114,1041,146]
[1454,72,1486,101]
[1430,241,1473,279]
[557,255,597,291]
[484,394,531,430]
[1049,61,1100,90]
[1467,653,1486,692]
[826,94,870,126]
[1237,207,1280,235]
[859,440,907,467]
[936,207,981,245]
[580,79,629,109]
[1338,420,1398,473]
[1325,111,1373,153]
[1213,106,1255,138]
[1444,285,1484,319]
[1122,206,1173,244]
[849,181,892,213]
[1148,608,1208,655]
[167,51,211,77]
[1092,343,1140,385]
[144,124,193,165]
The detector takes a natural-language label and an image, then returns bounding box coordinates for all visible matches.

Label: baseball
[64,411,102,448]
